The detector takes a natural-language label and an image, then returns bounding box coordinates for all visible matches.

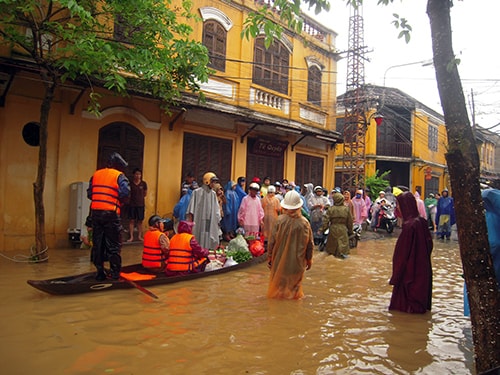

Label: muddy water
[0,236,474,374]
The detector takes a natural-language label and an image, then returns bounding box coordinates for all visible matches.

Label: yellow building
[0,0,343,250]
[475,127,500,188]
[335,85,449,198]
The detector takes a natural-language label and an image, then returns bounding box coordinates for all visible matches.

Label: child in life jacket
[165,220,209,276]
[142,215,173,272]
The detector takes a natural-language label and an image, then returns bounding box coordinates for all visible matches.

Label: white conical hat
[281,190,303,210]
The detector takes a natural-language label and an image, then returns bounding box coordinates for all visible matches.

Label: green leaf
[0,0,211,112]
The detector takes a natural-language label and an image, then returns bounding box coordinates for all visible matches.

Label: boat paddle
[120,274,159,299]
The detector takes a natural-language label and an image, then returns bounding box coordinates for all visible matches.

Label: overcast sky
[309,0,500,129]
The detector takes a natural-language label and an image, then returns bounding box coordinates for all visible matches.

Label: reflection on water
[0,237,474,374]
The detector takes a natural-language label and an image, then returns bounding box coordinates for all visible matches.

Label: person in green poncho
[424,193,438,232]
[320,192,354,259]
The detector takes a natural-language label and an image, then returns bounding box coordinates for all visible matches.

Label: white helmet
[281,190,303,210]
[249,182,260,191]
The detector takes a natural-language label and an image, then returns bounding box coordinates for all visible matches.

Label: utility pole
[341,3,369,190]
[470,88,476,131]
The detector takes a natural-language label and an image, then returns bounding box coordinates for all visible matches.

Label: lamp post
[383,59,434,87]
[367,112,384,126]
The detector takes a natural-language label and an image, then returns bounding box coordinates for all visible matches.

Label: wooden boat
[27,253,267,296]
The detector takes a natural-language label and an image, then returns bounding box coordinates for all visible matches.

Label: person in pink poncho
[351,189,368,225]
[237,182,264,237]
[414,191,427,219]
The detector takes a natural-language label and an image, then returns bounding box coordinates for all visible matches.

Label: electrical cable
[0,246,49,263]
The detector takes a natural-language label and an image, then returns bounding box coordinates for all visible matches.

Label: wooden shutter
[296,153,324,187]
[97,122,144,178]
[182,133,233,185]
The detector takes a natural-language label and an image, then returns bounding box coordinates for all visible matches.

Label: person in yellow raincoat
[267,190,313,299]
[261,185,281,241]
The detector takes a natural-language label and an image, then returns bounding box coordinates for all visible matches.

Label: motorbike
[377,203,397,233]
[349,223,362,248]
[318,223,362,252]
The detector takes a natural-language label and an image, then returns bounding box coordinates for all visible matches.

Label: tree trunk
[32,69,56,262]
[427,0,500,373]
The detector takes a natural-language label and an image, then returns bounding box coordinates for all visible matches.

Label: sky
[308,0,500,129]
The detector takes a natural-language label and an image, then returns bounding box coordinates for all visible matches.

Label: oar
[120,274,159,299]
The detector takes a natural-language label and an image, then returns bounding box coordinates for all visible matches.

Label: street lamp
[383,59,434,87]
[370,112,384,126]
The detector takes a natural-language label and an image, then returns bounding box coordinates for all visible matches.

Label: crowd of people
[85,156,461,309]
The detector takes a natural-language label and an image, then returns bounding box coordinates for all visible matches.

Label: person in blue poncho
[173,187,192,233]
[235,176,247,203]
[222,180,240,241]
[435,188,456,240]
[464,188,500,316]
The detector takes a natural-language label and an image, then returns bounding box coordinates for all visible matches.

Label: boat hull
[27,254,267,296]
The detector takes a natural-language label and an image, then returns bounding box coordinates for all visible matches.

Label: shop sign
[251,138,289,157]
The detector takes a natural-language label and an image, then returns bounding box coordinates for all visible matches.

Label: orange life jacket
[142,230,167,269]
[90,168,122,214]
[166,233,205,272]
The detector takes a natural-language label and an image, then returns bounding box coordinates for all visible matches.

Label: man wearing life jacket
[87,152,130,280]
[142,215,173,272]
[165,220,209,276]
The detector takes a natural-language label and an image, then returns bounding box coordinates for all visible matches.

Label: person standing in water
[267,190,313,300]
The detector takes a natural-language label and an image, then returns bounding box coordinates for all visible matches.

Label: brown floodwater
[0,234,474,374]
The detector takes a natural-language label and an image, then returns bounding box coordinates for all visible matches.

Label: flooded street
[0,233,474,374]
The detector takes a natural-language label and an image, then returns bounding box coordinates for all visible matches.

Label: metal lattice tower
[341,4,368,190]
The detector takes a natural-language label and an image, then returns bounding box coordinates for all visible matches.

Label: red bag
[249,237,265,257]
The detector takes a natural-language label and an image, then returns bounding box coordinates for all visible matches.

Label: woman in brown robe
[389,191,433,313]
[267,190,313,299]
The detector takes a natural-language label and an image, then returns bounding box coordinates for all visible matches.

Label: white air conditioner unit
[68,182,90,245]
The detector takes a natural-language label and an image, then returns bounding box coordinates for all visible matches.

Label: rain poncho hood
[333,192,345,206]
[178,220,194,234]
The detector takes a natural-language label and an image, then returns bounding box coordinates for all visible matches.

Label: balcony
[377,141,412,158]
[253,0,333,44]
[250,87,290,115]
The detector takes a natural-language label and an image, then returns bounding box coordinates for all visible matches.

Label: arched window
[97,122,144,179]
[252,37,290,95]
[202,20,227,72]
[307,65,322,106]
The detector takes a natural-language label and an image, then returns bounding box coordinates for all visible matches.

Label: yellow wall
[335,107,449,193]
[0,0,340,251]
[411,110,449,192]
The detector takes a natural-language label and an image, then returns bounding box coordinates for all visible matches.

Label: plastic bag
[223,256,238,268]
[227,234,249,253]
[205,259,224,271]
[249,239,265,257]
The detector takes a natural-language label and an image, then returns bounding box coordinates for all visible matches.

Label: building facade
[336,85,449,198]
[475,126,500,188]
[0,0,343,250]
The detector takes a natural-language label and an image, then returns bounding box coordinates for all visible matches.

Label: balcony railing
[250,87,290,115]
[377,141,412,158]
[253,0,330,42]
